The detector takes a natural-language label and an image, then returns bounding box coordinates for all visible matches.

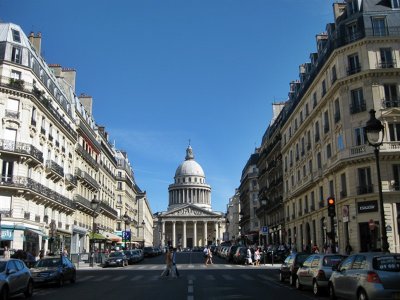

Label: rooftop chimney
[28,32,42,55]
[78,93,93,116]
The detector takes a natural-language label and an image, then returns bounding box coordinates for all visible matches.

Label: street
[14,252,327,300]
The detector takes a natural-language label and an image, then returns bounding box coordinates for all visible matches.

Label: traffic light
[327,197,336,217]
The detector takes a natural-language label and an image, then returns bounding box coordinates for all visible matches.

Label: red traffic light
[328,198,335,206]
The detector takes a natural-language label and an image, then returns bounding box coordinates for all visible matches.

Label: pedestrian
[172,248,179,278]
[206,245,213,265]
[3,246,10,259]
[63,247,68,257]
[39,249,44,260]
[254,248,261,266]
[246,247,252,265]
[160,247,173,277]
[203,245,208,265]
[345,244,353,255]
[311,244,319,254]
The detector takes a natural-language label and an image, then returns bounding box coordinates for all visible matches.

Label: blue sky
[1,0,336,213]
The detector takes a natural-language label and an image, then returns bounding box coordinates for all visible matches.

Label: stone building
[154,145,225,249]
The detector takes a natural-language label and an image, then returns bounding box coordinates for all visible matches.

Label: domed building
[154,145,226,249]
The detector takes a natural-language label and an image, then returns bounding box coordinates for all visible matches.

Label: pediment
[381,108,400,118]
[163,204,220,217]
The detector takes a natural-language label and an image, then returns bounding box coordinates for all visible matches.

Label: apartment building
[281,0,400,253]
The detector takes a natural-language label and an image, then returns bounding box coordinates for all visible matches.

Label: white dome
[175,160,205,177]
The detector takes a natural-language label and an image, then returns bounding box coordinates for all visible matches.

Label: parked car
[124,250,139,265]
[266,245,289,263]
[143,247,157,257]
[329,252,400,300]
[279,252,310,285]
[233,247,247,264]
[0,258,33,299]
[295,254,346,296]
[103,251,128,267]
[31,256,76,287]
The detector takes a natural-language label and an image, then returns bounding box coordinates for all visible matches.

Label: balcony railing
[45,160,64,178]
[75,144,98,170]
[5,109,19,119]
[99,202,118,219]
[357,185,374,195]
[65,174,78,187]
[382,98,400,109]
[75,167,100,190]
[0,139,43,164]
[350,102,366,114]
[377,60,397,69]
[73,194,92,211]
[346,65,362,75]
[0,176,74,209]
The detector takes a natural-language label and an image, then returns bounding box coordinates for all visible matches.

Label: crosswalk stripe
[205,275,215,280]
[93,275,109,282]
[241,274,254,280]
[130,275,144,281]
[224,265,233,268]
[111,275,127,281]
[222,274,234,280]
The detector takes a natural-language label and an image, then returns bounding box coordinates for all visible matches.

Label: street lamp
[90,196,100,267]
[141,220,145,247]
[123,212,130,250]
[365,109,389,252]
[260,199,267,246]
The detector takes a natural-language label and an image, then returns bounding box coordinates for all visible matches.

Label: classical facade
[154,146,226,248]
[280,0,400,253]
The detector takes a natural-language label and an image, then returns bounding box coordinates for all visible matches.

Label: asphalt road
[15,252,326,300]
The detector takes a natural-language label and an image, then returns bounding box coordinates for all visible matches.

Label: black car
[124,250,140,264]
[279,252,310,285]
[226,245,239,263]
[143,247,157,257]
[103,251,128,267]
[31,256,76,287]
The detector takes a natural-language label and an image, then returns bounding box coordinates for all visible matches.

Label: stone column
[172,221,176,247]
[162,221,166,247]
[183,221,187,248]
[203,221,208,246]
[215,222,219,244]
[193,221,197,247]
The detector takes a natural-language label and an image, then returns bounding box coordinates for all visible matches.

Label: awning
[89,233,108,241]
[26,228,46,236]
[103,232,122,242]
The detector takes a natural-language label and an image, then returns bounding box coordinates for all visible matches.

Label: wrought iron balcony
[346,65,362,75]
[45,160,64,179]
[0,139,43,165]
[73,194,93,213]
[382,98,400,109]
[75,167,100,191]
[5,109,19,119]
[65,174,78,190]
[357,185,374,195]
[99,201,118,219]
[75,144,99,170]
[0,176,74,210]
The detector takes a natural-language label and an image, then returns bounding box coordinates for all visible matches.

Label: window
[309,160,312,174]
[380,48,394,68]
[393,0,400,8]
[300,111,303,124]
[338,134,345,151]
[11,47,22,64]
[319,186,324,202]
[313,92,317,108]
[355,127,367,146]
[305,103,309,116]
[317,153,322,169]
[331,65,337,83]
[334,99,341,123]
[322,80,326,97]
[315,122,320,142]
[329,180,334,197]
[388,123,400,141]
[301,137,305,155]
[346,22,358,42]
[31,107,36,125]
[311,191,315,209]
[341,173,347,198]
[350,88,366,114]
[11,70,21,80]
[372,17,387,36]
[11,29,21,42]
[383,84,398,108]
[324,111,330,133]
[348,0,358,14]
[1,160,14,182]
[393,165,400,190]
[358,167,373,194]
[327,144,332,159]
[348,54,361,75]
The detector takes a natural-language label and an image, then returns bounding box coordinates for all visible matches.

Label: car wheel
[24,280,34,298]
[0,286,9,300]
[289,274,296,286]
[358,289,368,300]
[296,277,302,290]
[57,276,64,288]
[313,280,320,296]
[70,272,76,284]
[279,272,284,282]
[329,283,337,300]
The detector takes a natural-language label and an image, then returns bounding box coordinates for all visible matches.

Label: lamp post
[226,219,230,242]
[260,199,268,265]
[90,196,100,267]
[365,109,389,252]
[141,220,145,247]
[123,212,130,250]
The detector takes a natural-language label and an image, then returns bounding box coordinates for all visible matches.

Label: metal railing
[0,139,43,163]
[45,160,64,177]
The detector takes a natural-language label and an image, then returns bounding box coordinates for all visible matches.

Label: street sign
[122,231,131,241]
[260,226,269,235]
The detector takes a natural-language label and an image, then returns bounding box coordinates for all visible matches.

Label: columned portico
[183,221,187,248]
[203,221,208,246]
[193,221,197,247]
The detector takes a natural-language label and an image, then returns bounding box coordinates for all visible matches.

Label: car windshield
[373,255,400,272]
[0,261,6,272]
[297,254,310,263]
[323,255,344,267]
[35,258,60,268]
[109,252,123,257]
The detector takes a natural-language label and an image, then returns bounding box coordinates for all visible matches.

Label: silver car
[0,258,33,299]
[329,252,400,300]
[296,254,346,296]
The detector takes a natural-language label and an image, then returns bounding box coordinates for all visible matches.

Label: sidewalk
[75,261,103,270]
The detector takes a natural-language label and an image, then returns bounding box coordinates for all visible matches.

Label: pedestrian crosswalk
[78,273,277,283]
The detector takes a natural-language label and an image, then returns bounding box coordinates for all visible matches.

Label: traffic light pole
[330,215,336,254]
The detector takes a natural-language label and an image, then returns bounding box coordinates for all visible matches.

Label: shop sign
[342,205,349,223]
[1,229,13,240]
[357,200,378,213]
